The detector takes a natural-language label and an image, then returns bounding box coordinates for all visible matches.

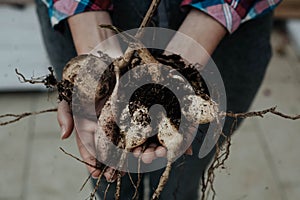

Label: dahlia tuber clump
[1,0,300,199]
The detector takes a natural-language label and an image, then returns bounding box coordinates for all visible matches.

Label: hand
[64,11,126,181]
[132,139,193,164]
[58,101,98,178]
[58,100,119,181]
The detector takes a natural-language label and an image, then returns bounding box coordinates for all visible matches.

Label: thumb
[57,100,74,139]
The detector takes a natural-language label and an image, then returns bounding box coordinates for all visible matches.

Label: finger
[104,167,113,182]
[185,145,193,155]
[75,128,101,178]
[133,146,142,158]
[141,146,156,164]
[155,146,167,157]
[75,117,97,133]
[57,100,74,139]
[104,167,118,182]
[148,143,157,148]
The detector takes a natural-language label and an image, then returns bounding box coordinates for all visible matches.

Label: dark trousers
[35,0,273,199]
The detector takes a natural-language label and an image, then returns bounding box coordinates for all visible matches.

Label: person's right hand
[58,100,99,178]
[58,100,119,181]
[63,11,127,181]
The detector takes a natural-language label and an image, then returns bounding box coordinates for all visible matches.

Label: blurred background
[0,0,299,199]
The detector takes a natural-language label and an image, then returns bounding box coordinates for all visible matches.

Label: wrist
[68,11,122,57]
[166,9,226,65]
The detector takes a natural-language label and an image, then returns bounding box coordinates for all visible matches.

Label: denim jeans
[35,0,273,199]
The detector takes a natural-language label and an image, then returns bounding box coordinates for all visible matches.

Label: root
[132,148,144,200]
[60,147,108,199]
[15,67,57,88]
[59,147,100,170]
[128,172,136,191]
[103,182,112,200]
[200,117,236,200]
[4,67,300,200]
[151,160,172,200]
[222,106,300,120]
[0,108,57,126]
[200,105,300,200]
[136,0,161,39]
[80,172,94,192]
[100,0,161,70]
[90,166,108,200]
[201,106,300,200]
[0,0,300,200]
[115,171,122,200]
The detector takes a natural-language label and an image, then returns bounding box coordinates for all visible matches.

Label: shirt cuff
[45,0,112,28]
[181,0,281,33]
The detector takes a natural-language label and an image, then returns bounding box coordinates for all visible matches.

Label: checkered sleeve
[42,0,112,28]
[181,0,281,33]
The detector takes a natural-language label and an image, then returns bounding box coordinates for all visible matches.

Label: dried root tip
[115,172,122,200]
[15,67,57,88]
[103,182,111,200]
[89,166,108,200]
[0,108,57,126]
[151,160,172,200]
[222,106,300,120]
[132,155,143,200]
[59,147,100,169]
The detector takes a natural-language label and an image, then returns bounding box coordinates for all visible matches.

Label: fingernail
[186,148,193,155]
[60,126,66,139]
[105,174,116,183]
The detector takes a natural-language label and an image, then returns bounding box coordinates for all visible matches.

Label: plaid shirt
[43,0,281,33]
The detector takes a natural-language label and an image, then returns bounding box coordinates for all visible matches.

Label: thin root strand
[59,147,100,170]
[115,171,122,200]
[151,160,172,200]
[0,108,57,126]
[223,106,300,120]
[90,166,108,200]
[15,67,58,88]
